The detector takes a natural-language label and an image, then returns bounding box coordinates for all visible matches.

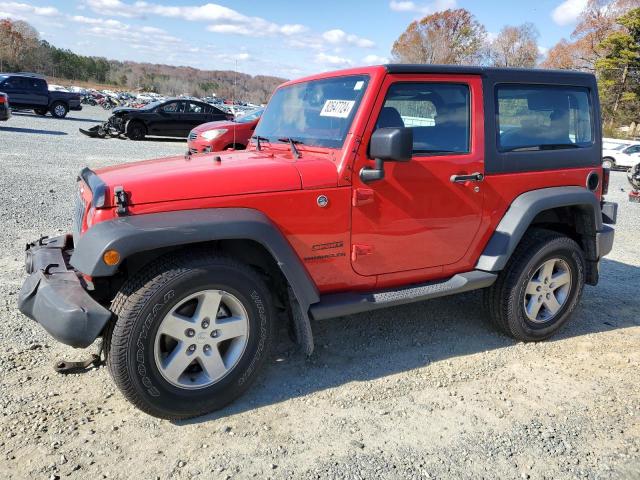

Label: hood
[192,120,236,133]
[94,149,338,206]
[112,106,140,114]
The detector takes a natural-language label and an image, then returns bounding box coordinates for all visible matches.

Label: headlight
[201,129,227,140]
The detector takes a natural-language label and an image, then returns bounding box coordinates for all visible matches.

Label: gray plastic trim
[475,187,602,272]
[310,270,496,321]
[71,208,320,309]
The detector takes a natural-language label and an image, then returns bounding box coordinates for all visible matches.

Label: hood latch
[114,186,129,216]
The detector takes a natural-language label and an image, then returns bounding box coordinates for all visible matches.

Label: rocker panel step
[309,270,497,321]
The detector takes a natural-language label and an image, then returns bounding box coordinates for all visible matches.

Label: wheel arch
[476,187,603,284]
[71,208,320,353]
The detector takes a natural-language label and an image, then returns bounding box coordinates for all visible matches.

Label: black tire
[105,251,275,420]
[34,108,48,116]
[126,121,146,140]
[50,101,68,118]
[483,228,585,342]
[602,157,616,169]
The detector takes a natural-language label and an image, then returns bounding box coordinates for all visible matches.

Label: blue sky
[1,0,589,78]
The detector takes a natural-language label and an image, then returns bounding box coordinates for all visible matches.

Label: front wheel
[483,229,585,342]
[602,157,615,169]
[126,121,146,140]
[106,252,275,419]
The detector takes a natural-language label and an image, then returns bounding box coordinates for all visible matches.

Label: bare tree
[391,9,487,65]
[487,23,539,68]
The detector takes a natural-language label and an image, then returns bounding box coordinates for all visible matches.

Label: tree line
[391,0,639,134]
[0,19,285,104]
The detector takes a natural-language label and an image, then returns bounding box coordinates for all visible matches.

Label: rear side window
[188,102,203,113]
[376,83,470,155]
[496,85,593,152]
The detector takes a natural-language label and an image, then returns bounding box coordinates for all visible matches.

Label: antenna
[233,59,237,149]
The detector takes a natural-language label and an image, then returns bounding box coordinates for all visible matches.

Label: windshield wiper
[250,135,270,151]
[278,137,303,159]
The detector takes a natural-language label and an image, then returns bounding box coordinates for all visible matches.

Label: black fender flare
[71,208,320,353]
[475,187,603,272]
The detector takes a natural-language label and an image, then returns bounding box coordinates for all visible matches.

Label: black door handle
[450,172,484,183]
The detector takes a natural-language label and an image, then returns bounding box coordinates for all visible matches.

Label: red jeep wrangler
[19,65,617,419]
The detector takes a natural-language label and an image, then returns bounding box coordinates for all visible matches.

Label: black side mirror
[360,127,413,183]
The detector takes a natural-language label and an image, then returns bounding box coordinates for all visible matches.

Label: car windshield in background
[141,101,163,110]
[254,75,369,148]
[236,108,264,123]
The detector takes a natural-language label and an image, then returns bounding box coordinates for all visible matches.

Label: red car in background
[187,107,263,153]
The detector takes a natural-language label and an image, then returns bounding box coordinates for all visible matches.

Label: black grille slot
[72,185,86,241]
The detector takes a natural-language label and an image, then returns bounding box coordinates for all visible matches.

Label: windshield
[254,75,369,148]
[141,101,163,110]
[236,108,264,123]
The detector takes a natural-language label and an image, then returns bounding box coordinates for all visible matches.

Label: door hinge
[352,188,375,207]
[351,244,373,262]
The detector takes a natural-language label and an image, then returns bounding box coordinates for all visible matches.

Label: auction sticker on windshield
[320,100,356,118]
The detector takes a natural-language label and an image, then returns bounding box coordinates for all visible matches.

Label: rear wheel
[50,101,68,118]
[106,252,275,419]
[126,121,146,140]
[483,229,585,341]
[602,157,615,169]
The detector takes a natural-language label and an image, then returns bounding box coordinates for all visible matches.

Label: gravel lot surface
[1,107,639,480]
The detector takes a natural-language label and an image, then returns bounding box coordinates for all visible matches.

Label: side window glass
[625,145,640,154]
[496,85,593,152]
[375,83,470,155]
[188,102,203,113]
[161,101,180,113]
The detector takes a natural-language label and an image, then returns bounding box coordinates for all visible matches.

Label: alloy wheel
[153,289,249,389]
[523,258,572,323]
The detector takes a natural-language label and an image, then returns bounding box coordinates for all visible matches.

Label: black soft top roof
[384,64,595,83]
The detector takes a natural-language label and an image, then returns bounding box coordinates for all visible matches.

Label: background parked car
[187,107,263,153]
[602,141,640,169]
[109,98,232,140]
[0,73,81,118]
[0,92,10,121]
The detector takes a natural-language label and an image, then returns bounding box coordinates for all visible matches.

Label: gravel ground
[1,107,639,480]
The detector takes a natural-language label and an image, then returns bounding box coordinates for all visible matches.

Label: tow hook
[54,343,104,374]
[54,354,102,374]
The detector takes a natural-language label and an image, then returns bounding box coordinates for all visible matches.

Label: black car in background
[0,73,81,118]
[112,98,232,140]
[0,92,10,121]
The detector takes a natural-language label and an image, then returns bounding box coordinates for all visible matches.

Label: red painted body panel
[187,118,259,153]
[350,74,485,278]
[81,65,605,296]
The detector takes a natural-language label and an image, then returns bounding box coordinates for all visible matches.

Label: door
[180,102,209,135]
[152,100,185,136]
[619,144,640,167]
[29,78,49,107]
[350,74,485,277]
[1,76,30,107]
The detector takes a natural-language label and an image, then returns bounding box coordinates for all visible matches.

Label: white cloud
[0,2,60,19]
[315,52,353,67]
[83,0,143,18]
[538,45,549,56]
[322,29,375,48]
[362,54,389,64]
[551,0,587,26]
[389,0,456,15]
[83,1,309,39]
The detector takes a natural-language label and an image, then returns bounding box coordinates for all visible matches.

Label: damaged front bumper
[18,235,112,348]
